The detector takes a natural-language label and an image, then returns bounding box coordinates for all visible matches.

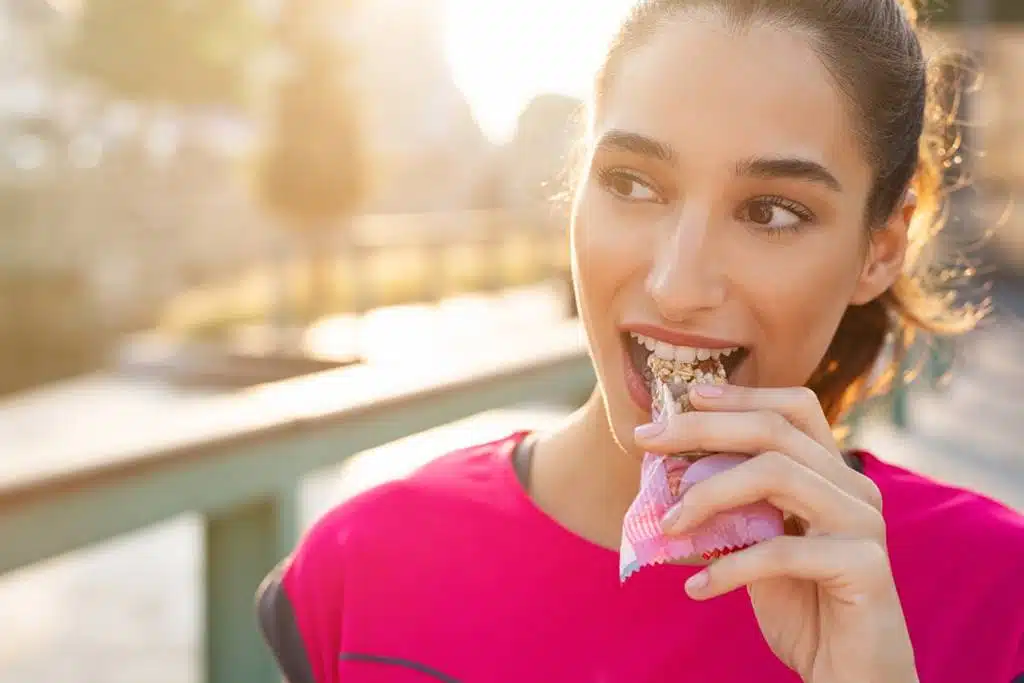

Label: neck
[530,389,643,551]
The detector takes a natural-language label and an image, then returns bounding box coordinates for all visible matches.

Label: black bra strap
[842,450,865,473]
[512,433,537,492]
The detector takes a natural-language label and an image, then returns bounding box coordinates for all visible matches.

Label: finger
[687,385,883,511]
[684,535,894,601]
[637,409,819,463]
[635,410,882,510]
[661,451,883,538]
[688,384,836,453]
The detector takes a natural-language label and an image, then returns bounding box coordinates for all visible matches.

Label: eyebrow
[735,156,843,192]
[594,130,843,192]
[594,130,675,163]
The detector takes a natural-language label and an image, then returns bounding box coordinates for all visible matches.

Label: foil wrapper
[619,358,785,581]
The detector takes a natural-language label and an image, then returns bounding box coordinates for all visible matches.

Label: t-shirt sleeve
[991,513,1024,683]
[256,560,316,683]
[965,516,1024,683]
[982,511,1024,683]
[255,507,350,683]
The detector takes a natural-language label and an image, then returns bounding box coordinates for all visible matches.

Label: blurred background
[0,1,1020,681]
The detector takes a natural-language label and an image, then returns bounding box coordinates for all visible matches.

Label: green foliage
[63,0,264,107]
[252,0,366,321]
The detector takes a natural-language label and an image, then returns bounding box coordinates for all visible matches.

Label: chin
[609,408,648,460]
[591,371,647,458]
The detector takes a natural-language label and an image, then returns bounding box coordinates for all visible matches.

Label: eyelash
[596,166,815,236]
[595,168,665,203]
[745,195,816,237]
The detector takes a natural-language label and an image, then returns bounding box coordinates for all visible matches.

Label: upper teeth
[631,333,739,363]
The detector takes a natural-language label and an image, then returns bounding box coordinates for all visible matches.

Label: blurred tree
[0,268,107,397]
[505,93,584,208]
[504,94,584,317]
[63,0,263,107]
[254,0,365,324]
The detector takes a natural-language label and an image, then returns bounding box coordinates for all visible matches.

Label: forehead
[597,11,870,186]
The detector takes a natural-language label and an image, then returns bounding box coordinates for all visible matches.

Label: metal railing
[0,309,950,681]
[0,322,595,683]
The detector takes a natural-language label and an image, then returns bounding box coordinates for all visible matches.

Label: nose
[645,204,727,320]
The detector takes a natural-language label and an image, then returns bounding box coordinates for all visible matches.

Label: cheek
[570,184,641,313]
[745,235,864,384]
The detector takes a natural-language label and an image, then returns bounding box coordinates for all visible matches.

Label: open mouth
[624,332,749,391]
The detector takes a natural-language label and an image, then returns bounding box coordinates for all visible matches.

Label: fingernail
[685,570,709,595]
[693,383,725,397]
[660,500,686,530]
[634,421,665,439]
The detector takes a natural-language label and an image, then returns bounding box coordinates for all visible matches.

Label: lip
[623,345,653,412]
[621,323,744,350]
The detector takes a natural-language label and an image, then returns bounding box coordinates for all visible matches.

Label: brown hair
[586,0,986,425]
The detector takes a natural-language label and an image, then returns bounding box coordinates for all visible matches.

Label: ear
[849,192,914,306]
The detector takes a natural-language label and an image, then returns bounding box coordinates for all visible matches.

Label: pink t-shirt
[257,432,1024,683]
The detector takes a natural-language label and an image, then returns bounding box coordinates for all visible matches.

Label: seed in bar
[647,354,728,416]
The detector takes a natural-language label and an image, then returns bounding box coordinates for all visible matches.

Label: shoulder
[255,432,527,682]
[857,450,1024,558]
[856,451,1024,680]
[294,429,525,576]
[319,429,525,541]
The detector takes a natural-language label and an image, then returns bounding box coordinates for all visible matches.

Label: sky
[29,0,632,145]
[441,0,633,143]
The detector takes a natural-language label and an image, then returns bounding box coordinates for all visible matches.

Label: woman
[257,1,1024,681]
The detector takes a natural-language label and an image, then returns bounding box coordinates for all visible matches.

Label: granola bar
[620,353,784,581]
[648,354,728,427]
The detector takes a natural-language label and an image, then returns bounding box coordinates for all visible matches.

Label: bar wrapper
[620,363,784,581]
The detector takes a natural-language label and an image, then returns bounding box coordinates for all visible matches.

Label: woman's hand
[633,383,919,683]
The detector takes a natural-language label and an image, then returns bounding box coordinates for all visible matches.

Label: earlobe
[849,197,913,306]
[901,195,917,228]
[899,187,918,234]
[849,257,889,306]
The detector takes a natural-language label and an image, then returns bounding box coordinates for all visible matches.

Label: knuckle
[858,540,893,583]
[860,506,888,542]
[760,449,789,468]
[757,410,790,442]
[755,450,791,487]
[859,476,884,511]
[766,535,801,568]
[793,385,820,408]
[757,450,794,493]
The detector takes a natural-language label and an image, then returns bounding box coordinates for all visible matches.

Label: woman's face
[572,11,905,451]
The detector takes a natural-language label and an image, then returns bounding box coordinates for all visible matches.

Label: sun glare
[442,0,632,143]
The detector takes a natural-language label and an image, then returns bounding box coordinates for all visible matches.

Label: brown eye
[596,168,662,203]
[748,202,773,224]
[739,196,814,238]
[607,174,636,196]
